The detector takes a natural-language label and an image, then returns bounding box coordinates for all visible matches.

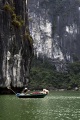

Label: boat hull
[16,93,47,98]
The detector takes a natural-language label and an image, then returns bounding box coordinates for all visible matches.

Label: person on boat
[21,88,28,94]
[40,89,49,94]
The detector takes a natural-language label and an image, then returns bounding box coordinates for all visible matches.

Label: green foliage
[11,13,16,19]
[3,4,14,14]
[29,66,69,90]
[16,16,24,25]
[11,14,24,28]
[32,56,56,70]
[67,62,80,74]
[23,33,33,45]
[12,19,22,28]
[12,16,24,28]
[29,57,80,90]
[3,3,24,29]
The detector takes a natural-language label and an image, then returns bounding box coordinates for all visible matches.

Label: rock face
[0,0,33,87]
[28,0,80,70]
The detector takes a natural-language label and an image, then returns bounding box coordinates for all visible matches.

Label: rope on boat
[7,86,16,95]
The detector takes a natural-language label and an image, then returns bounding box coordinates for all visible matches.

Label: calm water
[0,91,80,120]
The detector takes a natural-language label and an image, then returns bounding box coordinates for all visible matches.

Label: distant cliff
[28,0,80,71]
[0,0,33,87]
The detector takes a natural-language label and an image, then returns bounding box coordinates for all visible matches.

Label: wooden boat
[7,87,49,98]
[16,92,48,98]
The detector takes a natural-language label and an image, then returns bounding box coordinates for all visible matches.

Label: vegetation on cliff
[29,57,80,90]
[3,3,24,28]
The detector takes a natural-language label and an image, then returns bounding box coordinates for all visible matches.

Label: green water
[0,91,80,120]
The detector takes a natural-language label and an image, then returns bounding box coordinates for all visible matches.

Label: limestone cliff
[0,0,33,87]
[28,0,80,71]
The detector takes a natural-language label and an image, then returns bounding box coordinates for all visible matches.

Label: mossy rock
[16,16,24,25]
[11,13,16,19]
[12,19,22,28]
[23,33,33,45]
[3,4,14,14]
[3,4,24,29]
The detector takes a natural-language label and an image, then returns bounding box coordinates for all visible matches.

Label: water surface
[0,91,80,120]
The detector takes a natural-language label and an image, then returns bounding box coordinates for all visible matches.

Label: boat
[16,92,48,98]
[7,87,49,98]
[16,88,49,98]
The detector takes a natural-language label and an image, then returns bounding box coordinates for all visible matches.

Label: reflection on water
[0,91,80,120]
